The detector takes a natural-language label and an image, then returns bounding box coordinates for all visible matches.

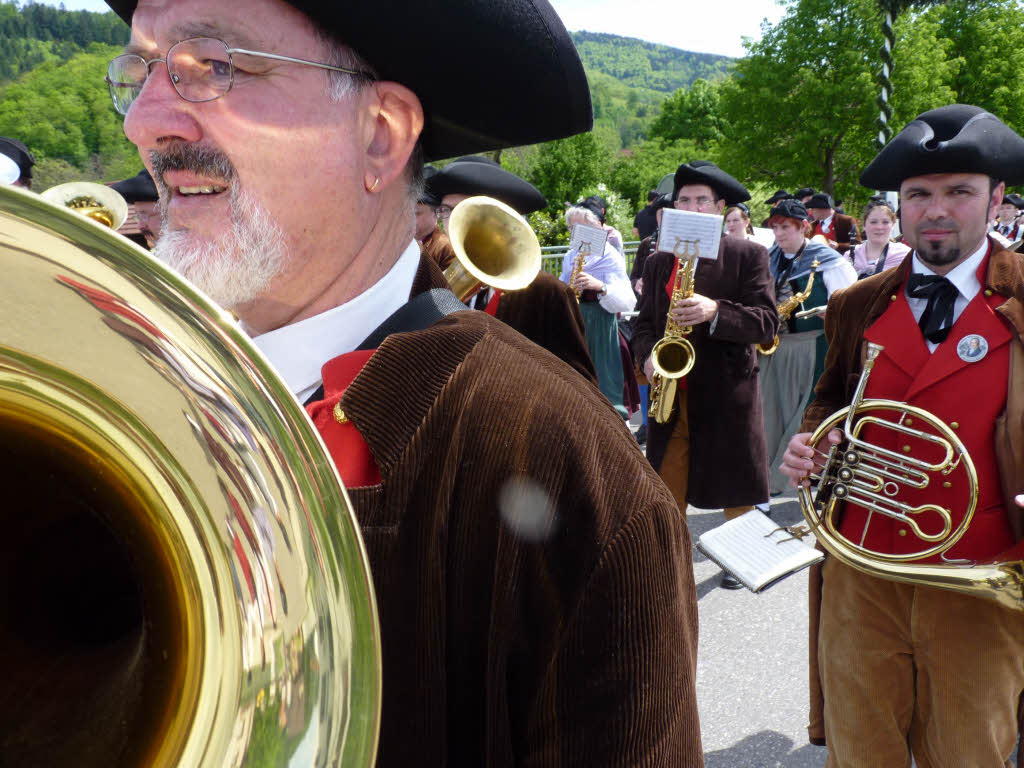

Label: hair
[565,206,601,229]
[862,198,896,223]
[316,29,425,202]
[647,189,658,202]
[766,215,811,236]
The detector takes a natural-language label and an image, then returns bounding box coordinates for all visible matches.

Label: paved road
[687,495,828,768]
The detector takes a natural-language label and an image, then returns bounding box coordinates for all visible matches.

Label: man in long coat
[781,104,1024,767]
[632,161,778,585]
[100,0,704,765]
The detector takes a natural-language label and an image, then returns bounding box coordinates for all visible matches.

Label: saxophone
[757,258,820,356]
[569,241,590,301]
[648,238,698,424]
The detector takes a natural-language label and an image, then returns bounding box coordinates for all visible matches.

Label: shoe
[719,572,744,590]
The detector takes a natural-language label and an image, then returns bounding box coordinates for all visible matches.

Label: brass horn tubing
[849,412,957,474]
[834,484,953,542]
[799,488,1024,611]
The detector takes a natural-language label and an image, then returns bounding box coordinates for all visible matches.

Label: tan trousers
[656,389,751,519]
[819,557,1024,768]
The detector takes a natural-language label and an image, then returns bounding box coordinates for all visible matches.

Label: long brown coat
[799,242,1024,752]
[631,238,779,508]
[494,270,598,386]
[335,257,704,766]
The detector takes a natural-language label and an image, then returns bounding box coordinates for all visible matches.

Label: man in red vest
[781,104,1024,767]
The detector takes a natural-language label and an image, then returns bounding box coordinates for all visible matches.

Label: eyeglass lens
[108,38,235,115]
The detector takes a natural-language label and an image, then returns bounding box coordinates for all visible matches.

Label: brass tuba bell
[443,195,541,301]
[0,185,382,766]
[797,342,1024,611]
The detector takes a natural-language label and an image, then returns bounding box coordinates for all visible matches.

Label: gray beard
[154,186,286,310]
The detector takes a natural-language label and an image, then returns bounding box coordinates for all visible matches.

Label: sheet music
[750,227,776,250]
[657,209,723,261]
[696,510,823,592]
[569,223,608,262]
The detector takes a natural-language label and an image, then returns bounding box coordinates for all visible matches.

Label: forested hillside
[571,31,733,94]
[0,1,127,82]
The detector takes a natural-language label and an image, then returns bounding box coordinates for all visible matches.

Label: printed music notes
[658,209,723,261]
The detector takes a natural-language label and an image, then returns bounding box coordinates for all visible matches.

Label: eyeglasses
[106,37,375,115]
[436,205,453,220]
[674,196,716,210]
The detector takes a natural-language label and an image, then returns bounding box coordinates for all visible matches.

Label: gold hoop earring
[366,175,380,193]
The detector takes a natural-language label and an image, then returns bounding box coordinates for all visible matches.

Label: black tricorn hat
[794,187,816,199]
[770,199,809,221]
[765,189,791,205]
[103,0,592,162]
[0,137,35,181]
[1003,192,1024,209]
[111,168,159,203]
[651,193,675,211]
[673,160,750,206]
[861,104,1024,191]
[805,192,834,210]
[429,156,547,214]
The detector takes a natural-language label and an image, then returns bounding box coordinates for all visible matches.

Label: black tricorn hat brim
[111,168,159,203]
[805,193,834,209]
[765,189,791,204]
[769,199,809,221]
[103,0,593,162]
[861,104,1024,191]
[428,156,547,214]
[1003,193,1024,209]
[673,161,749,206]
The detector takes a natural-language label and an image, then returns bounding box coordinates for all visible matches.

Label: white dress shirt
[252,240,421,402]
[905,239,987,354]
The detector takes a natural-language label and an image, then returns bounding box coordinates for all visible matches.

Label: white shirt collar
[252,240,421,402]
[821,213,834,229]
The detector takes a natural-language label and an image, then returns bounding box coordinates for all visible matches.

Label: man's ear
[362,81,424,190]
[988,180,1007,221]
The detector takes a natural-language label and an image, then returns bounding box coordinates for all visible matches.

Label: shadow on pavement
[704,730,826,767]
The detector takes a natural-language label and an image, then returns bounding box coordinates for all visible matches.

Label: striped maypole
[876,6,895,150]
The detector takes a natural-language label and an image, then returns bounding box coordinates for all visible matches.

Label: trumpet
[443,195,541,301]
[648,238,698,424]
[40,181,129,230]
[757,259,819,355]
[796,342,1024,611]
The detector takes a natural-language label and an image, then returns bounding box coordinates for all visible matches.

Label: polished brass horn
[648,238,698,424]
[41,181,130,230]
[444,195,541,301]
[796,341,1024,611]
[0,184,382,766]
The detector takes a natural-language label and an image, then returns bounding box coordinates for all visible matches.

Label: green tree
[648,79,725,150]
[523,131,611,213]
[607,136,701,210]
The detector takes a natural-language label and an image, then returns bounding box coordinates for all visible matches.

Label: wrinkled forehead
[129,0,319,54]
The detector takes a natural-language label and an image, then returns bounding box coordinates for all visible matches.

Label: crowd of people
[2,0,1024,764]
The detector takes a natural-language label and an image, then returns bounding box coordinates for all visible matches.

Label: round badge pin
[956,334,988,362]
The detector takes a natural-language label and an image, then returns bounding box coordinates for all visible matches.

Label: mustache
[148,143,236,194]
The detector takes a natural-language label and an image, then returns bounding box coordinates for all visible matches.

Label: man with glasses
[102,0,703,765]
[631,160,778,588]
[430,155,597,384]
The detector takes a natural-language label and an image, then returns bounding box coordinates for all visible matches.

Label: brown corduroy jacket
[631,237,779,508]
[337,257,704,766]
[799,242,1024,751]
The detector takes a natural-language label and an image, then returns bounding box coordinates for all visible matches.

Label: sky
[33,0,789,58]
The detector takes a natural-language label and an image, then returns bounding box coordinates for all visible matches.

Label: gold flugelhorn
[41,180,130,230]
[0,184,382,766]
[648,238,698,424]
[796,341,1024,611]
[443,195,541,301]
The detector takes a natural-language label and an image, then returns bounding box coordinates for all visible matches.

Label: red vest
[306,349,382,488]
[838,255,1014,562]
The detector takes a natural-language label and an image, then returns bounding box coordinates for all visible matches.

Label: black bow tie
[906,273,959,344]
